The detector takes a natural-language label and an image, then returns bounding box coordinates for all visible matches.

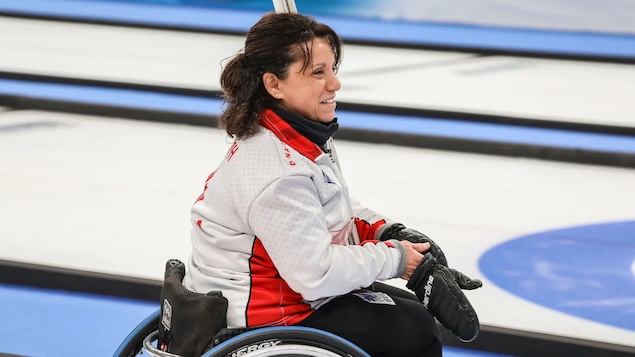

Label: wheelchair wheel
[113,309,160,357]
[203,326,370,357]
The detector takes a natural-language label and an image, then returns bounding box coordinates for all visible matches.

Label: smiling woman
[217,12,343,138]
[164,11,483,357]
[261,37,341,124]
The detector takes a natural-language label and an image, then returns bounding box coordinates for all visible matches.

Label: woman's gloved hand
[380,223,482,290]
[406,253,481,342]
[379,223,448,266]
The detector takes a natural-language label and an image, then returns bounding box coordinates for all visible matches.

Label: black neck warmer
[270,106,339,148]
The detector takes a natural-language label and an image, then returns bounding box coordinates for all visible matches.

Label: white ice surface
[1,110,634,347]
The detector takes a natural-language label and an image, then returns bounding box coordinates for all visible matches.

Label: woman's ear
[262,72,281,99]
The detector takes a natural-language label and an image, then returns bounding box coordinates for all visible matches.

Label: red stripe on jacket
[355,218,387,243]
[259,109,323,162]
[247,238,313,327]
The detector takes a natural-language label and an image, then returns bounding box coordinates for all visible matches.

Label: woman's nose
[328,74,341,91]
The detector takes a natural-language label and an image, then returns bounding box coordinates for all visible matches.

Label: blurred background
[1,1,634,356]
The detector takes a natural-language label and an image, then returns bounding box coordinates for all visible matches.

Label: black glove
[380,223,448,266]
[380,223,481,290]
[406,253,481,342]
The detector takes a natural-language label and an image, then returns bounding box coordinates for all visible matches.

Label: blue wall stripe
[0,0,634,59]
[2,79,635,154]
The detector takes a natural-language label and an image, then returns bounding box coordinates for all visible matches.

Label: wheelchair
[113,259,370,357]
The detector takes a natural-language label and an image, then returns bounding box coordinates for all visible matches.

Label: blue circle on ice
[479,220,635,331]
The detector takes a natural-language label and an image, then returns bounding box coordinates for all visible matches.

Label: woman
[183,12,480,356]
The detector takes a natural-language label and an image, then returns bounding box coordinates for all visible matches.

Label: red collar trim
[259,108,323,162]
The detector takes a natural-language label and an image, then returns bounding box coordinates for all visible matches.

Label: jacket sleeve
[248,175,404,301]
[349,196,395,242]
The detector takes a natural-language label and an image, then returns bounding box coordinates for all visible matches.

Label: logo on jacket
[226,141,239,162]
[281,143,296,166]
[323,171,335,184]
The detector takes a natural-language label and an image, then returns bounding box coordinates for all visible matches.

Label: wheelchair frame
[114,308,371,357]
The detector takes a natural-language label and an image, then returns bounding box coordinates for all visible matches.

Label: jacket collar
[259,108,324,162]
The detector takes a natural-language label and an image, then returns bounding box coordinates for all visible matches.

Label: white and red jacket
[183,108,405,328]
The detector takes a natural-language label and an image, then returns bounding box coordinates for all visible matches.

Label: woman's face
[275,38,341,123]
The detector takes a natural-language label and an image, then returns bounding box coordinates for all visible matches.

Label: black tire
[202,326,370,357]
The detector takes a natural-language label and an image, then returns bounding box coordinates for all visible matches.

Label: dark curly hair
[219,12,342,139]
